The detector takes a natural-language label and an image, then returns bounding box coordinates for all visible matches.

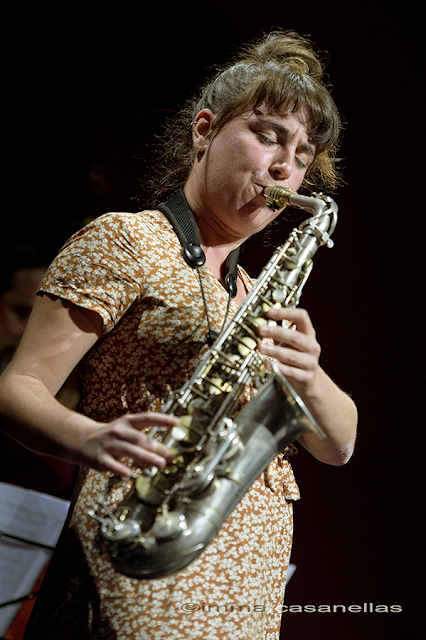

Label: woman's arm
[258,306,358,466]
[0,294,177,477]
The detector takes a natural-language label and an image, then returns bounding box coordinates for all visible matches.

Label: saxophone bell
[90,364,324,580]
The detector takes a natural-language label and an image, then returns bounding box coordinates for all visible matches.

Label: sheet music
[0,482,70,635]
[286,563,296,583]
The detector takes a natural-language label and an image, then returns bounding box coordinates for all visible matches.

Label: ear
[192,109,216,151]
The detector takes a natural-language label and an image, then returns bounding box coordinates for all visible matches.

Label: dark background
[4,1,419,638]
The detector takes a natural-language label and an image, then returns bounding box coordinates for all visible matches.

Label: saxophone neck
[264,186,338,247]
[296,193,338,249]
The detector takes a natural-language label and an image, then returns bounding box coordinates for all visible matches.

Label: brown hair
[144,30,342,205]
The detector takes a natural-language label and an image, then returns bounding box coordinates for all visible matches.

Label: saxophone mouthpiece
[264,186,294,211]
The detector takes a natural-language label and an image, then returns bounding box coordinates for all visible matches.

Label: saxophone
[88,187,338,579]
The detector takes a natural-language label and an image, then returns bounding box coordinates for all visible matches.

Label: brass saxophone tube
[264,185,338,225]
[89,189,338,579]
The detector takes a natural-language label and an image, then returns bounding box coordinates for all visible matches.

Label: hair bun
[238,30,324,81]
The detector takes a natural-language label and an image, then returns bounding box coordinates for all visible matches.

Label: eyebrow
[256,117,316,158]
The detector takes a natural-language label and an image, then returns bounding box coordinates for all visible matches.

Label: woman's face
[185,105,316,243]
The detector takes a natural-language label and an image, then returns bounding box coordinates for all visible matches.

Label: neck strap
[158,189,240,298]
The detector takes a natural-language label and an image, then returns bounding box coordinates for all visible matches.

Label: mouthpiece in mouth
[264,186,293,211]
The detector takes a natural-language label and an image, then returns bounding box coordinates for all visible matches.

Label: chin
[236,210,275,237]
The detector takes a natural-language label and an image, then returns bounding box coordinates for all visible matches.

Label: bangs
[248,67,341,155]
[209,62,341,158]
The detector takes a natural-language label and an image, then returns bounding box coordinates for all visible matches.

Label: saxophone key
[261,300,282,314]
[219,352,240,374]
[272,288,287,303]
[179,461,215,493]
[171,425,188,442]
[250,316,267,327]
[100,517,141,543]
[152,510,187,541]
[170,417,201,445]
[209,377,226,395]
[237,336,258,357]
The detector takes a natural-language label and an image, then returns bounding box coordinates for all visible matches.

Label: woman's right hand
[0,296,179,478]
[80,412,179,477]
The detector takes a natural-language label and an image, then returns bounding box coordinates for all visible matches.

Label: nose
[269,149,294,181]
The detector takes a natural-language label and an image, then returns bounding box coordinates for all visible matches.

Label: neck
[183,183,246,256]
[180,182,248,302]
[200,246,230,283]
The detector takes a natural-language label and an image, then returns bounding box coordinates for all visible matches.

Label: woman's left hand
[257,305,358,466]
[257,306,321,397]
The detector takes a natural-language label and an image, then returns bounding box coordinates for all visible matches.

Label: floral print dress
[25,210,300,640]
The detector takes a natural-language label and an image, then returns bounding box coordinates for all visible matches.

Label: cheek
[288,173,307,192]
[204,144,240,189]
[210,131,261,172]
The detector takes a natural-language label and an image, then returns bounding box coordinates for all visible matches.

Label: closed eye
[258,134,278,147]
[258,134,310,169]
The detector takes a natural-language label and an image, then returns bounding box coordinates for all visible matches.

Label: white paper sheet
[286,563,296,583]
[0,482,70,635]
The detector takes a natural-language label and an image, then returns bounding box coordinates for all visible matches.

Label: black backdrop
[4,2,419,638]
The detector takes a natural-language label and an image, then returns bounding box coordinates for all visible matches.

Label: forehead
[251,105,311,133]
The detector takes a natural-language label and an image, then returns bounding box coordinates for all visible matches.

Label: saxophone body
[89,187,338,579]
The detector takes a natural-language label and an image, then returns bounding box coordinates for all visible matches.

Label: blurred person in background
[0,244,78,498]
[0,245,47,373]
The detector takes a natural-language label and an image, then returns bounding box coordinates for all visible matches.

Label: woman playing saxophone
[0,29,357,640]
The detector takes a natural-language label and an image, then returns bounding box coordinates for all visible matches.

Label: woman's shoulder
[81,209,178,246]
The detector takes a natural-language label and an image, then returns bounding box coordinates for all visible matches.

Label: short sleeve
[39,213,147,334]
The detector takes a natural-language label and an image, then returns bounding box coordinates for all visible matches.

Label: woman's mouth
[253,183,267,197]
